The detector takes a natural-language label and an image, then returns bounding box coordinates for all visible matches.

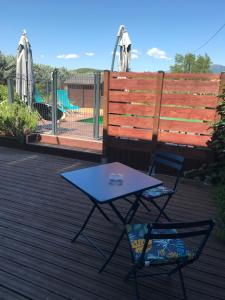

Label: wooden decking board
[0,284,32,300]
[0,175,214,223]
[0,146,224,299]
[0,186,223,262]
[0,237,136,298]
[0,190,223,262]
[0,195,220,260]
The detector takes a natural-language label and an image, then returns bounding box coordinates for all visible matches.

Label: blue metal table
[61,162,162,266]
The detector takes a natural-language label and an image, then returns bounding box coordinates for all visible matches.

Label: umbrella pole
[26,59,29,106]
[111,36,120,72]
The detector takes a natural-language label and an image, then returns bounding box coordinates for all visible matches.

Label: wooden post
[102,70,110,162]
[215,72,225,122]
[151,71,164,154]
[219,72,225,94]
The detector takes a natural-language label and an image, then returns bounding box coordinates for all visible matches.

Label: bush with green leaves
[185,89,225,241]
[0,101,38,143]
[0,84,8,102]
[185,91,225,184]
[215,178,225,242]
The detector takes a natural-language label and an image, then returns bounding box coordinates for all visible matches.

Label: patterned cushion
[142,185,174,199]
[126,224,194,266]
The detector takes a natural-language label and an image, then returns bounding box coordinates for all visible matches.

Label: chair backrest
[33,102,63,121]
[34,90,44,104]
[57,90,70,106]
[149,151,184,191]
[139,219,215,265]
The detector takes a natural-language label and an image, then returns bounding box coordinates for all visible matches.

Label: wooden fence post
[151,71,164,154]
[102,70,110,162]
[219,72,225,94]
[215,72,225,122]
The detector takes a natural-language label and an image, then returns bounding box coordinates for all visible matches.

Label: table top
[61,162,162,203]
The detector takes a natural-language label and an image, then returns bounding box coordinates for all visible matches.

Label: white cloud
[85,52,94,56]
[131,49,140,59]
[40,54,45,59]
[57,53,79,59]
[131,53,139,59]
[146,48,171,60]
[131,49,140,55]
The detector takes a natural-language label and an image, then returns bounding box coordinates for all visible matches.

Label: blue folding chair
[57,89,80,112]
[34,90,44,104]
[125,220,215,300]
[140,151,185,222]
[34,90,67,114]
[101,219,215,300]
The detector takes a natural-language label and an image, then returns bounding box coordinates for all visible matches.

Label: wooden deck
[0,146,224,300]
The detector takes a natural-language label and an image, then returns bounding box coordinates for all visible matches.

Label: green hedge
[0,101,38,143]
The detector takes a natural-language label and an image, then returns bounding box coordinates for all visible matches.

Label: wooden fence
[103,71,225,170]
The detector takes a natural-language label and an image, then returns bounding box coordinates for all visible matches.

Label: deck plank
[0,146,224,300]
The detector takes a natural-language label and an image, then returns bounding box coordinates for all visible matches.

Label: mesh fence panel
[56,73,103,139]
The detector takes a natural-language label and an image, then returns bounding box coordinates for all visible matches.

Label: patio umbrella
[16,30,34,106]
[111,25,132,72]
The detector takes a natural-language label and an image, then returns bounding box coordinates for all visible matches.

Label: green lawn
[78,115,201,124]
[78,116,103,124]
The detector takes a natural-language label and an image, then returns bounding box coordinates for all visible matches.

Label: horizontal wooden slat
[108,115,154,129]
[163,79,219,94]
[158,131,210,146]
[111,72,158,79]
[109,102,155,116]
[109,91,156,103]
[110,78,157,90]
[162,94,219,108]
[159,120,211,134]
[1,146,225,300]
[160,107,216,121]
[165,73,220,80]
[108,126,152,140]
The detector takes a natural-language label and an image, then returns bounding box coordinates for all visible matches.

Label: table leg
[109,194,140,224]
[71,204,96,243]
[95,203,112,223]
[99,195,140,272]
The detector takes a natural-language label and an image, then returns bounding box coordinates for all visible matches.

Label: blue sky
[1,0,225,71]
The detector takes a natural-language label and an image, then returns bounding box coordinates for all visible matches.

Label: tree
[170,53,212,73]
[0,51,16,83]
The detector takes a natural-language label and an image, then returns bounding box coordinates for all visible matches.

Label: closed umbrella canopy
[111,25,132,72]
[16,30,34,106]
[118,29,131,72]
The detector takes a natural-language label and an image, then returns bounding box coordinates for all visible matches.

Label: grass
[78,115,202,124]
[78,116,103,124]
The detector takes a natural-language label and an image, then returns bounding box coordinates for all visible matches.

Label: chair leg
[133,268,140,300]
[168,264,179,276]
[178,268,188,300]
[124,268,133,282]
[152,196,172,222]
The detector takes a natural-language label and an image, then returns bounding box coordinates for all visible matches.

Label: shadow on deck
[0,146,224,300]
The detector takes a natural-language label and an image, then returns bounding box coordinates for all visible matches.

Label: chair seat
[142,185,174,199]
[126,224,194,266]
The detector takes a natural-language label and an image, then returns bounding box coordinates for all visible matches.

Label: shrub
[0,84,8,102]
[0,101,38,143]
[185,89,225,241]
[185,91,225,184]
[214,180,225,242]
